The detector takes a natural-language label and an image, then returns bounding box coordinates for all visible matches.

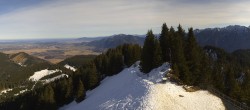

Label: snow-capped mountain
[60,62,225,110]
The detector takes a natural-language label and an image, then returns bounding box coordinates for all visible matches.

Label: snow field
[61,61,225,110]
[29,69,62,81]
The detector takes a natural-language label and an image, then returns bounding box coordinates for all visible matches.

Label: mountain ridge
[194,25,250,52]
[83,34,144,49]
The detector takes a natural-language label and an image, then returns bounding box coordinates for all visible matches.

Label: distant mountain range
[195,25,250,52]
[81,34,145,49]
[76,25,250,52]
[77,37,106,42]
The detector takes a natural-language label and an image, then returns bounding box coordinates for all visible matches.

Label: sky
[0,0,250,39]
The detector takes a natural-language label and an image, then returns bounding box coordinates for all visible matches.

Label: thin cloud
[0,0,249,39]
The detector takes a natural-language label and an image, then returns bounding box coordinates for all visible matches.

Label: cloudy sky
[0,0,250,39]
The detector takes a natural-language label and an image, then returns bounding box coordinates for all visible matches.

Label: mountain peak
[223,25,249,31]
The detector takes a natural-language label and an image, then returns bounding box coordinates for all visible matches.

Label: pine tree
[65,77,73,103]
[141,30,155,73]
[159,23,170,62]
[75,80,86,103]
[122,44,141,66]
[172,25,191,84]
[94,54,109,76]
[86,62,99,89]
[38,85,56,109]
[225,68,240,99]
[172,63,180,77]
[185,28,202,85]
[198,53,212,87]
[153,38,163,68]
[108,50,124,75]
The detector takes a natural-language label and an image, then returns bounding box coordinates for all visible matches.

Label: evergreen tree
[177,24,186,42]
[140,30,155,73]
[153,38,163,68]
[159,23,170,62]
[168,26,175,67]
[121,44,142,66]
[65,78,73,103]
[108,49,124,75]
[75,80,86,103]
[198,53,212,87]
[86,62,99,89]
[38,85,56,109]
[225,68,241,99]
[185,28,202,85]
[94,54,109,76]
[172,25,191,84]
[172,63,180,77]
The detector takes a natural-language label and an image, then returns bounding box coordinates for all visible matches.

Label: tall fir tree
[140,30,155,73]
[168,26,175,67]
[185,28,202,85]
[38,85,56,110]
[75,80,86,103]
[65,77,73,103]
[172,25,191,84]
[153,38,163,68]
[86,62,100,89]
[159,23,170,62]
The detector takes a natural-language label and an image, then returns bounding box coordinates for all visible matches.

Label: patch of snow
[206,49,218,61]
[14,89,28,96]
[61,61,225,110]
[64,64,77,72]
[18,62,26,67]
[41,74,69,84]
[29,69,62,81]
[236,72,245,84]
[0,89,13,95]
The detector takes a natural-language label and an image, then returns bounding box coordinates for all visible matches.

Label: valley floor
[60,62,225,110]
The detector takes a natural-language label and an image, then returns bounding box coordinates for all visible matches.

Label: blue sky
[0,0,250,39]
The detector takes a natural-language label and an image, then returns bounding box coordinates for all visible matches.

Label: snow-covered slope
[29,69,62,81]
[41,74,68,84]
[64,64,77,72]
[61,62,225,110]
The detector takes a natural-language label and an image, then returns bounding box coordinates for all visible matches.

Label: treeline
[1,23,249,109]
[204,46,250,105]
[141,23,209,86]
[0,44,142,110]
[140,23,250,105]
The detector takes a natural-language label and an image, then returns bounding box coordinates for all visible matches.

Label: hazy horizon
[0,0,250,39]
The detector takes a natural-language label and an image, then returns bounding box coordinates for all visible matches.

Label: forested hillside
[195,25,250,52]
[0,23,249,110]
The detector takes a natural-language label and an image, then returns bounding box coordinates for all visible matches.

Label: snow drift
[64,64,77,72]
[29,69,62,81]
[61,62,225,110]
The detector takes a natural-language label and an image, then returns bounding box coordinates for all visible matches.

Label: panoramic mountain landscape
[0,0,250,110]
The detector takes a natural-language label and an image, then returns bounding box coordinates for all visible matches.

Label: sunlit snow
[41,74,69,84]
[60,61,225,110]
[0,89,13,95]
[29,69,62,81]
[64,64,77,72]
